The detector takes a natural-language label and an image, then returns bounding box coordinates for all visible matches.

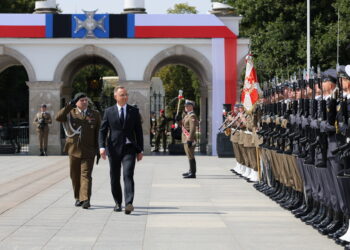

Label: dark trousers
[108,144,136,206]
[155,131,167,150]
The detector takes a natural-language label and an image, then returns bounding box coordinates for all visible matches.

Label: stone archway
[143,45,212,154]
[0,46,36,82]
[50,45,126,154]
[0,46,36,153]
[54,45,126,84]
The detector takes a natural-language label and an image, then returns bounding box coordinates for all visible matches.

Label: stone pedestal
[119,81,151,154]
[26,81,62,155]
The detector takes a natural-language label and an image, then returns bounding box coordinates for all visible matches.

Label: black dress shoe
[75,200,83,207]
[183,173,196,179]
[114,204,122,212]
[81,200,90,209]
[40,152,44,156]
[125,203,134,214]
[182,172,190,177]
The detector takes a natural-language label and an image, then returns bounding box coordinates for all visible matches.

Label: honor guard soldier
[33,104,52,156]
[56,93,101,209]
[153,109,168,152]
[181,99,198,178]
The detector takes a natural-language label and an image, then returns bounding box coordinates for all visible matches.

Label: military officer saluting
[182,99,198,179]
[33,104,52,156]
[56,93,101,209]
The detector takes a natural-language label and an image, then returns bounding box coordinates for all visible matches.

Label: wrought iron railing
[0,126,29,154]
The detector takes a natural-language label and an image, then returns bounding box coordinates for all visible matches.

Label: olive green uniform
[33,112,52,154]
[56,104,101,202]
[154,115,168,151]
[182,111,198,173]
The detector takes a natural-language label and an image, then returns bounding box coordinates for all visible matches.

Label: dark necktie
[120,107,124,126]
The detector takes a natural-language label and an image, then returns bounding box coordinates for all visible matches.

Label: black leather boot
[329,215,349,239]
[183,159,192,176]
[184,159,196,178]
[306,203,326,226]
[319,211,343,235]
[285,191,303,211]
[294,197,313,218]
[316,209,334,231]
[300,200,319,222]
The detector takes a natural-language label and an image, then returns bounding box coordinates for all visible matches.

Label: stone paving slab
[0,155,343,250]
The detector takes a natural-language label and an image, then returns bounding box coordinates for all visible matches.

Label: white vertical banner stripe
[211,38,226,156]
[0,14,46,26]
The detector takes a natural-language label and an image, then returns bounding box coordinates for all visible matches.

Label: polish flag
[0,14,46,38]
[241,54,259,111]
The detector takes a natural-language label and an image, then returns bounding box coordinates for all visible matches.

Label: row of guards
[219,53,350,248]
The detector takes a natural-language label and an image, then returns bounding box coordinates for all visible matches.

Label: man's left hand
[137,153,143,162]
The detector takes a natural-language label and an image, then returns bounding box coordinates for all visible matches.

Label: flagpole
[307,0,311,77]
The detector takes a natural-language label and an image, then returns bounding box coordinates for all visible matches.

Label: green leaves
[167,3,198,14]
[0,0,35,13]
[227,0,350,84]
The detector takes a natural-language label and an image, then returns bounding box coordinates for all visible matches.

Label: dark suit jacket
[99,104,144,156]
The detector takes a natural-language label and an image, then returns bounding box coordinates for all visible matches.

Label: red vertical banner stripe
[224,37,237,106]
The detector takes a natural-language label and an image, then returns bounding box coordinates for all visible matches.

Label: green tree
[155,65,200,117]
[72,64,117,112]
[157,3,200,118]
[224,0,350,84]
[0,0,35,13]
[167,3,198,14]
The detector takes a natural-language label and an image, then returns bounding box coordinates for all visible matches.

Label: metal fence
[0,126,29,154]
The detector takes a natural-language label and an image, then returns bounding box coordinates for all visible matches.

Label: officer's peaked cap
[40,104,47,108]
[74,92,87,100]
[339,65,350,80]
[184,99,195,106]
[322,69,337,84]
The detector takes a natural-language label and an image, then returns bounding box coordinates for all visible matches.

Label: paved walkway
[0,155,342,250]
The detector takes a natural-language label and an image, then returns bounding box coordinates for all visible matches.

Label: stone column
[26,81,62,155]
[200,85,208,154]
[207,84,213,155]
[118,81,151,154]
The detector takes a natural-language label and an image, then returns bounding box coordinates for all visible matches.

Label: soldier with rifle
[33,104,52,156]
[153,109,169,152]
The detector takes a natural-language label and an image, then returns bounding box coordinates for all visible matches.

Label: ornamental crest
[74,10,106,38]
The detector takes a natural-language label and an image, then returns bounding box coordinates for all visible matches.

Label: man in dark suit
[99,86,144,214]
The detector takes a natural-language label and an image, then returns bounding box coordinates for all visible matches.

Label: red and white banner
[241,54,259,111]
[134,14,234,39]
[0,14,46,37]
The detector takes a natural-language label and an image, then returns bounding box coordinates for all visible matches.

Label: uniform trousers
[37,127,49,151]
[69,156,94,201]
